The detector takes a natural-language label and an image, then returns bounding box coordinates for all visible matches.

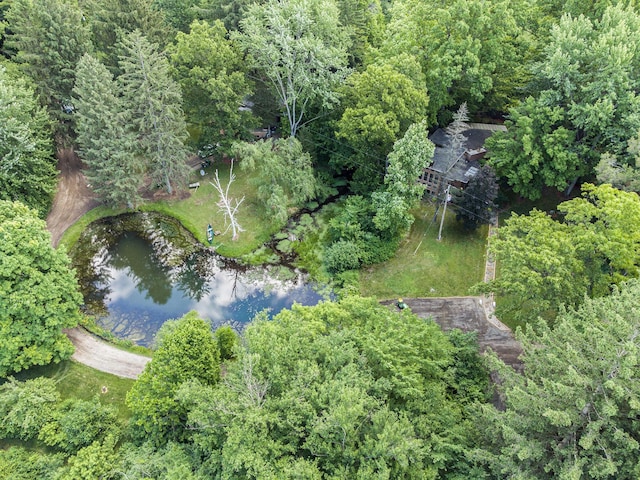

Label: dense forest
[3,0,640,478]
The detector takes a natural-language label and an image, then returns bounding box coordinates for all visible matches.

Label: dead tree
[210,161,245,240]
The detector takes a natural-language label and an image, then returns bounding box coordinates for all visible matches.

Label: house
[420,123,507,196]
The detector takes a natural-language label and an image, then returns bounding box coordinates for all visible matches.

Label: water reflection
[72,214,327,347]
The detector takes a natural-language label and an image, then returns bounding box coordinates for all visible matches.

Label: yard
[359,201,488,299]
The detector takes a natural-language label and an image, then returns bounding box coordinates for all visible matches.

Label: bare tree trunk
[210,161,245,240]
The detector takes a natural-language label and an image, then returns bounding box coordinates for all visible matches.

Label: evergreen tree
[475,279,640,479]
[0,66,57,217]
[118,30,191,196]
[73,54,143,208]
[453,164,499,231]
[4,0,92,127]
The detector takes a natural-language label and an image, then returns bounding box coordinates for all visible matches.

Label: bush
[324,240,363,273]
[215,326,238,361]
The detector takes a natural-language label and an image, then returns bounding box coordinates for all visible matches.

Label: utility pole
[437,184,451,241]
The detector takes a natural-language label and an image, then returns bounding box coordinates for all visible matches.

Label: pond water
[71,213,327,347]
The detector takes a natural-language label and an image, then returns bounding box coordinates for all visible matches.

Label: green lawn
[12,360,134,422]
[359,201,488,300]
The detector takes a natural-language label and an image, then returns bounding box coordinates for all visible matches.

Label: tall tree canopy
[381,0,533,124]
[4,0,92,124]
[118,30,191,195]
[488,5,640,199]
[73,54,143,208]
[372,119,434,238]
[0,66,57,216]
[0,201,82,376]
[126,311,221,444]
[180,296,487,479]
[169,19,254,149]
[237,0,350,138]
[81,0,169,70]
[475,279,640,479]
[334,58,428,193]
[479,183,640,324]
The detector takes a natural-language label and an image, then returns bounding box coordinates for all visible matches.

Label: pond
[71,212,328,347]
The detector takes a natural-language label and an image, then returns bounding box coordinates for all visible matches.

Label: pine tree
[4,0,91,128]
[73,54,143,208]
[0,67,57,217]
[453,164,498,231]
[118,31,190,195]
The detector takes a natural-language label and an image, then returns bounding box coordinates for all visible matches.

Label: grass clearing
[12,360,134,422]
[59,163,279,258]
[359,201,488,300]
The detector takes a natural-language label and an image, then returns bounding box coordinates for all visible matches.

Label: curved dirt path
[47,149,151,379]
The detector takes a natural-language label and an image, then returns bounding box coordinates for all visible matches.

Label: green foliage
[81,0,169,70]
[0,201,82,376]
[474,279,640,479]
[0,447,65,480]
[112,441,204,479]
[0,66,57,216]
[334,59,428,193]
[480,184,640,324]
[595,133,640,192]
[38,398,119,454]
[126,311,221,444]
[0,377,60,440]
[73,54,143,208]
[118,30,191,195]
[214,325,238,361]
[233,138,318,226]
[237,0,350,137]
[453,164,499,231]
[324,239,364,272]
[371,119,435,238]
[382,0,533,123]
[486,96,582,200]
[490,5,640,199]
[181,297,487,478]
[169,19,254,149]
[4,0,92,127]
[62,434,119,480]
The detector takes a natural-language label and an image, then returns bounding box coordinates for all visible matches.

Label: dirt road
[46,149,99,248]
[64,328,151,379]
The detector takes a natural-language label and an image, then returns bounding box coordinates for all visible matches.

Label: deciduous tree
[372,119,434,237]
[169,19,254,149]
[334,58,428,193]
[181,297,486,478]
[126,311,221,444]
[488,5,640,199]
[0,201,82,376]
[232,138,317,226]
[478,184,640,323]
[237,0,350,138]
